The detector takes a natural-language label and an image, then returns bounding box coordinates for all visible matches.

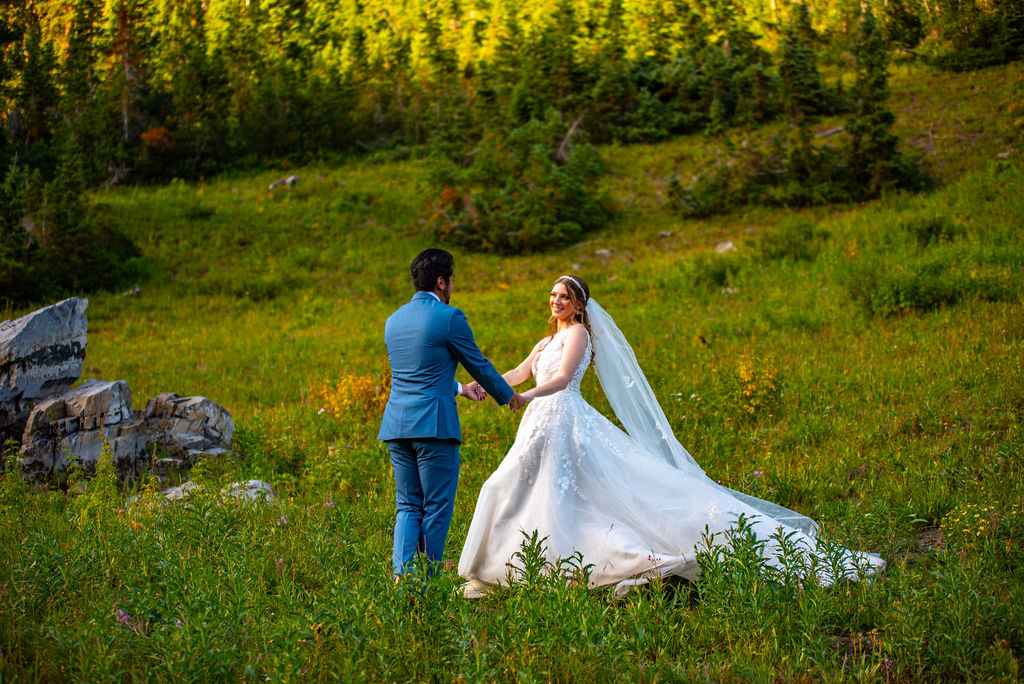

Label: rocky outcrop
[19,379,148,480]
[0,297,88,444]
[0,299,234,481]
[144,393,234,458]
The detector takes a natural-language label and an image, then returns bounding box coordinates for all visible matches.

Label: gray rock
[162,480,202,501]
[154,457,187,477]
[714,241,737,254]
[0,298,88,443]
[142,393,235,464]
[268,175,299,190]
[18,379,149,480]
[222,479,275,502]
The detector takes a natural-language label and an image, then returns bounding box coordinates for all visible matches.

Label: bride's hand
[508,392,529,412]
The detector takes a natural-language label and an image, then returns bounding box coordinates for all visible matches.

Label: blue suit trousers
[387,438,460,576]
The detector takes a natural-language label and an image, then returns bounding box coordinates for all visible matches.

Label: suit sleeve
[447,310,515,406]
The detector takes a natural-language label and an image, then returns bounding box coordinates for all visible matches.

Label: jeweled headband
[557,275,588,304]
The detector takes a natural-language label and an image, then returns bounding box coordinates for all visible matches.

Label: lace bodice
[532,326,591,393]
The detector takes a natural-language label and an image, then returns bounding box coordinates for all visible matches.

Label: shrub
[902,216,963,247]
[668,169,735,218]
[758,218,830,261]
[425,110,613,254]
[737,357,782,417]
[313,368,390,424]
[847,257,962,316]
[685,250,743,290]
[845,250,1017,317]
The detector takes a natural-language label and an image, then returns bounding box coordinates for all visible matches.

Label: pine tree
[62,0,101,121]
[548,0,581,106]
[17,21,60,164]
[99,0,152,150]
[155,0,227,174]
[0,157,27,258]
[779,3,824,181]
[779,4,825,125]
[42,135,90,292]
[844,7,905,198]
[61,0,105,183]
[0,157,30,304]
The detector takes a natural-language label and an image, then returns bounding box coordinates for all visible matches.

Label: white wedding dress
[458,301,885,595]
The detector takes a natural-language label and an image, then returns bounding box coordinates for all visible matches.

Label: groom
[379,248,523,579]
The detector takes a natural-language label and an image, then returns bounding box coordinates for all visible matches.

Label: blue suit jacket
[378,292,514,443]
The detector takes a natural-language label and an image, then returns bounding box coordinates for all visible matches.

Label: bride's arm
[502,339,546,387]
[520,326,588,400]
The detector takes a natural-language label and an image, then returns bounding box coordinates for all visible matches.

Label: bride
[458,275,885,597]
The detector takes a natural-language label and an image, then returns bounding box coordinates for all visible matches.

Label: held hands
[462,381,487,402]
[462,383,529,410]
[508,392,530,412]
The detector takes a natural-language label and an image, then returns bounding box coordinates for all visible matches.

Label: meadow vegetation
[1,59,1023,680]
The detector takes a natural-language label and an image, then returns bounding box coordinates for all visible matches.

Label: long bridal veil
[586,298,819,537]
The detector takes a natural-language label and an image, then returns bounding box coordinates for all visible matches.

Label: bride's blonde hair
[546,275,593,349]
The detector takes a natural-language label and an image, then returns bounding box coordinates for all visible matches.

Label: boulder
[162,480,203,501]
[222,479,275,502]
[19,379,149,480]
[142,393,235,464]
[0,298,88,444]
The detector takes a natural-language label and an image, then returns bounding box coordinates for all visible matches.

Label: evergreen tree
[779,3,825,181]
[154,0,227,174]
[844,7,905,198]
[0,157,27,260]
[547,0,581,106]
[17,20,60,169]
[99,0,152,158]
[61,0,105,183]
[0,158,30,304]
[417,8,459,129]
[779,4,825,124]
[62,0,101,120]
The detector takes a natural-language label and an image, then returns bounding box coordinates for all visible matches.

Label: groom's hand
[508,393,528,412]
[462,381,487,401]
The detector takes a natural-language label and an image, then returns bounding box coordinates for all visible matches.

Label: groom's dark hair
[411,248,455,291]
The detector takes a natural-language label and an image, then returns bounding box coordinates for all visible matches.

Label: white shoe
[460,578,491,599]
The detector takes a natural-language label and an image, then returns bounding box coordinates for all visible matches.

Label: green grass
[1,61,1023,681]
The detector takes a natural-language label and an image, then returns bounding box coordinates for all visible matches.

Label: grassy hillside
[1,61,1022,681]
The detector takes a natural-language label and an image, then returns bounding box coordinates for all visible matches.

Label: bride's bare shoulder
[565,324,590,342]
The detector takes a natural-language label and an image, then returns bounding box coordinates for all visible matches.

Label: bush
[848,257,959,316]
[845,251,1017,316]
[758,219,830,261]
[685,251,744,290]
[902,216,963,247]
[930,0,1024,71]
[425,110,613,254]
[668,169,736,218]
[883,0,926,48]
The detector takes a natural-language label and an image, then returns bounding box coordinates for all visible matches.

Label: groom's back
[379,295,461,442]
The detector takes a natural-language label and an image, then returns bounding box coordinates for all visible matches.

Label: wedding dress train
[458,302,884,595]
